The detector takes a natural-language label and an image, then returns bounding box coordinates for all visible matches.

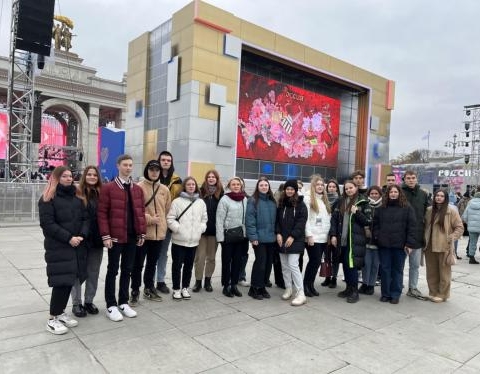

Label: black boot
[222,286,234,297]
[358,284,368,294]
[204,277,213,292]
[328,277,337,289]
[347,285,359,303]
[192,280,202,293]
[365,285,375,295]
[248,287,263,300]
[310,283,320,296]
[231,285,242,297]
[303,282,314,297]
[469,256,480,264]
[337,285,352,298]
[321,277,331,287]
[260,287,271,299]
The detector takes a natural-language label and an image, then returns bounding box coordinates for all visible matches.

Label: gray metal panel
[224,34,241,59]
[218,103,236,147]
[209,83,226,107]
[167,56,179,102]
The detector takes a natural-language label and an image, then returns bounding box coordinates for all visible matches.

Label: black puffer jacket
[329,195,371,269]
[401,183,429,247]
[86,193,103,248]
[203,192,223,236]
[39,184,89,287]
[275,195,307,254]
[373,200,417,249]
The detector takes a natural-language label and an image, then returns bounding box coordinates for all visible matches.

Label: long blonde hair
[309,175,331,214]
[42,166,69,202]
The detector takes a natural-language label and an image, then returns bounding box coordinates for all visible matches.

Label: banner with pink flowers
[237,71,341,167]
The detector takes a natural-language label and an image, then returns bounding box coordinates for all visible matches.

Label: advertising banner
[237,71,341,167]
[98,126,125,181]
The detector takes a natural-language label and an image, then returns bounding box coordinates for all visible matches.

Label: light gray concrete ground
[1,224,480,374]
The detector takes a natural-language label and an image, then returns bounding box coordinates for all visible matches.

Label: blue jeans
[468,232,479,257]
[379,247,406,299]
[408,247,421,289]
[362,248,379,286]
[156,230,171,283]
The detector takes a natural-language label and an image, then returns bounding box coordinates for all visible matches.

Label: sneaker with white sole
[46,317,68,335]
[106,306,123,322]
[58,312,78,328]
[172,289,182,301]
[143,288,163,302]
[238,280,250,287]
[119,303,137,318]
[406,288,428,300]
[181,288,191,300]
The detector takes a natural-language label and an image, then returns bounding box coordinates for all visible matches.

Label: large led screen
[237,71,341,167]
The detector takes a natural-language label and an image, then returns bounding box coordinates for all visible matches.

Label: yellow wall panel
[216,77,240,104]
[240,21,276,50]
[304,47,331,71]
[128,33,149,59]
[192,49,238,79]
[190,161,215,183]
[274,35,305,62]
[198,101,219,121]
[192,24,222,54]
[329,57,354,80]
[143,130,158,163]
[171,2,195,35]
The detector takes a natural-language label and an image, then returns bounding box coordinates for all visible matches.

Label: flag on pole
[421,132,430,140]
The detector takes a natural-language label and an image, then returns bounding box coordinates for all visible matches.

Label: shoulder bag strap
[177,200,195,221]
[144,185,160,207]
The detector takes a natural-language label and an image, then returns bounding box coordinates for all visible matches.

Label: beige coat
[138,179,171,241]
[424,206,463,253]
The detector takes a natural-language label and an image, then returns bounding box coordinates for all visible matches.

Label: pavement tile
[90,328,225,373]
[232,339,345,374]
[327,331,423,374]
[179,310,255,337]
[199,363,247,373]
[262,308,371,350]
[0,284,48,318]
[0,338,106,374]
[394,352,461,373]
[194,321,295,362]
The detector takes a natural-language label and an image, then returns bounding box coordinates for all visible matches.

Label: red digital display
[237,71,341,167]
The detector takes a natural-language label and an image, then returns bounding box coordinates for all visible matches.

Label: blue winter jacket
[246,193,277,243]
[462,197,480,233]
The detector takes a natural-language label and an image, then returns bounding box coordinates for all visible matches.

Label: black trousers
[50,285,72,316]
[171,243,196,290]
[105,240,136,308]
[304,242,327,284]
[131,239,162,291]
[251,242,275,288]
[221,241,244,286]
[273,251,285,288]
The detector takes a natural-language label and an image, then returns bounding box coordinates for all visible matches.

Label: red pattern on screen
[237,71,340,167]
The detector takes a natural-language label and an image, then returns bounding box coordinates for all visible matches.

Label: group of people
[39,156,464,335]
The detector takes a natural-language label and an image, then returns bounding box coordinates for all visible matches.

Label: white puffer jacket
[167,194,207,247]
[304,193,331,243]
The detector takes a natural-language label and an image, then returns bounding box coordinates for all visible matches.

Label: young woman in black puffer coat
[276,179,308,306]
[39,166,89,335]
[329,180,371,303]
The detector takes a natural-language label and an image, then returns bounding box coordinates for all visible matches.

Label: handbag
[223,200,245,243]
[319,261,332,277]
[445,248,456,266]
[224,226,244,243]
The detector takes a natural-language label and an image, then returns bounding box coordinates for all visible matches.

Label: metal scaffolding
[464,104,480,187]
[6,0,35,182]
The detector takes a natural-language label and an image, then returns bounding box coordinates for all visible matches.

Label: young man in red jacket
[98,154,146,321]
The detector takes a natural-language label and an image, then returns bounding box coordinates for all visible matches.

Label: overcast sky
[1,0,479,159]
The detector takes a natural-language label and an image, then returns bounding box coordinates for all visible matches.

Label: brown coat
[424,206,464,253]
[138,179,171,241]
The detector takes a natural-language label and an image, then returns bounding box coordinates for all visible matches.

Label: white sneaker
[181,288,191,300]
[238,280,250,287]
[282,288,292,300]
[58,312,78,327]
[119,303,137,318]
[46,317,68,335]
[106,306,123,322]
[291,290,307,306]
[172,289,182,301]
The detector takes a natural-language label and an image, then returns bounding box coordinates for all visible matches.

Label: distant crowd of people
[39,155,469,335]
